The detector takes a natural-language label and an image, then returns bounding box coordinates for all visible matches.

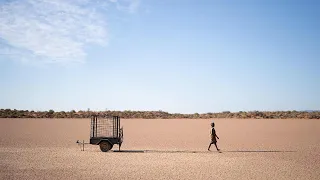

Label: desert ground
[0,118,319,180]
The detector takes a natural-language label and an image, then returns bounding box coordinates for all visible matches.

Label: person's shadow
[222,150,295,153]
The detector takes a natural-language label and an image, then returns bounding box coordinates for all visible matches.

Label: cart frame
[90,115,123,152]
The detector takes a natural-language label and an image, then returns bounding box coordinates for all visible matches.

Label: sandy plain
[0,118,319,180]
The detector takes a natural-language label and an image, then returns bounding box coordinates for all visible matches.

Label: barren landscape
[1,118,319,180]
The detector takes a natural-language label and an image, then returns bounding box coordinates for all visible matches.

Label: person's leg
[208,143,212,151]
[214,143,220,151]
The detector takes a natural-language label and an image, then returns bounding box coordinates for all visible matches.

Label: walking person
[208,122,220,151]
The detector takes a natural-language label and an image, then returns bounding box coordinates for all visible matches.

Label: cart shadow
[112,150,296,153]
[113,150,203,153]
[113,150,145,153]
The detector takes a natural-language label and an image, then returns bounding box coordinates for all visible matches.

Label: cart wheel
[99,141,113,152]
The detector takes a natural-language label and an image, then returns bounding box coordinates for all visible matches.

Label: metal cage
[90,116,121,139]
[89,115,123,152]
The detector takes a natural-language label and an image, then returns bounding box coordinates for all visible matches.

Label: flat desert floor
[0,118,319,180]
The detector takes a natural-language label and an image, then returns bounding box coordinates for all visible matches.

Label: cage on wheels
[90,115,123,152]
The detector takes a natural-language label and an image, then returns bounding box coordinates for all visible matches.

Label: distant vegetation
[0,109,319,119]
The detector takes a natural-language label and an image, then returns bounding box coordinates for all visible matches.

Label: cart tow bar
[76,140,90,151]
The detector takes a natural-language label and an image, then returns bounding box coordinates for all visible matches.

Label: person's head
[211,122,215,127]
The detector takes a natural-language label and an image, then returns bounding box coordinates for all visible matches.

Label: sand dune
[1,118,319,179]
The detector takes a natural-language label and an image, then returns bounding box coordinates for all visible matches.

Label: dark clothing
[211,128,217,143]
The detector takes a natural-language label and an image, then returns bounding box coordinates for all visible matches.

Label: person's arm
[216,133,219,139]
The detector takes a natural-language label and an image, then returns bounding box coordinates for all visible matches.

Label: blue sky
[0,0,319,113]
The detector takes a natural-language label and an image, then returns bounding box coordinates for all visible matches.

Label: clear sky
[0,0,319,113]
